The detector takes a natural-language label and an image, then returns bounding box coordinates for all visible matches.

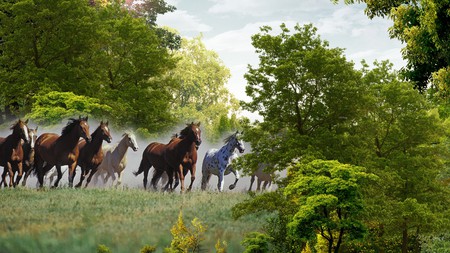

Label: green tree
[284,160,376,253]
[168,35,240,141]
[0,0,177,132]
[240,23,364,171]
[164,210,206,253]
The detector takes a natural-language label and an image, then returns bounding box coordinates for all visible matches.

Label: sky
[156,0,407,120]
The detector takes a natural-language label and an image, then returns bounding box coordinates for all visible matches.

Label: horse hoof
[229,184,236,190]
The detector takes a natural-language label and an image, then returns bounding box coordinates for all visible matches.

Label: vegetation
[0,188,266,253]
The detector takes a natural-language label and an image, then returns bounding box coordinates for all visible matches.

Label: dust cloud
[1,119,279,192]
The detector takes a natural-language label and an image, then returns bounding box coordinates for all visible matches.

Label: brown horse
[163,122,201,192]
[18,126,38,186]
[0,119,30,187]
[75,121,112,188]
[134,129,200,191]
[34,117,91,188]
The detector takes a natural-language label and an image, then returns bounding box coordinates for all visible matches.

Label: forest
[1,0,450,252]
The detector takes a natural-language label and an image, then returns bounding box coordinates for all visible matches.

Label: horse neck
[89,130,104,152]
[60,129,83,150]
[6,128,22,147]
[220,141,236,157]
[114,137,130,158]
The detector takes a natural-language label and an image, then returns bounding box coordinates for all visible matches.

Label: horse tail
[133,156,148,176]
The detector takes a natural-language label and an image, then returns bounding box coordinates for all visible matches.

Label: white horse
[248,163,273,192]
[93,132,138,187]
[201,131,245,192]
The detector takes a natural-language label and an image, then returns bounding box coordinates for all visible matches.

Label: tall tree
[167,35,240,141]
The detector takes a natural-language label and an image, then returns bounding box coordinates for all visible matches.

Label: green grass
[0,188,267,253]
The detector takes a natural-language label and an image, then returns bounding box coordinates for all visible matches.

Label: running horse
[0,119,30,187]
[18,126,38,186]
[163,122,202,192]
[75,121,112,188]
[34,117,91,188]
[134,130,200,191]
[201,131,245,192]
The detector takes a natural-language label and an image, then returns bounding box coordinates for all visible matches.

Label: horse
[134,130,200,191]
[18,126,38,187]
[34,117,91,188]
[93,132,138,187]
[35,167,67,187]
[0,119,30,187]
[161,122,201,192]
[201,131,245,192]
[75,121,112,188]
[248,163,273,192]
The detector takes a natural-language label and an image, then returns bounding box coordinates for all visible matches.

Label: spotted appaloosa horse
[0,119,30,187]
[201,131,245,192]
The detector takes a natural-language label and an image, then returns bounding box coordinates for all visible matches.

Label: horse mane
[10,119,23,131]
[61,118,82,136]
[223,132,238,144]
[179,122,201,137]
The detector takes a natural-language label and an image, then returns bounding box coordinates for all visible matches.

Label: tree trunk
[402,222,408,253]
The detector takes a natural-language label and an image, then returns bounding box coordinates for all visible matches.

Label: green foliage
[164,210,206,253]
[241,232,272,253]
[0,0,176,133]
[140,245,157,253]
[97,244,112,253]
[26,91,112,125]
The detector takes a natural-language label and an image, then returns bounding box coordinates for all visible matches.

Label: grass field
[0,188,267,253]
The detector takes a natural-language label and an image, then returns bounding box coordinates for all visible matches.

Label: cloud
[208,0,331,17]
[157,10,212,34]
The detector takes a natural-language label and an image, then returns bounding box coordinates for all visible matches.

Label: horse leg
[53,165,64,188]
[1,168,8,187]
[22,167,33,187]
[217,168,225,192]
[75,167,86,188]
[178,164,185,193]
[228,167,240,190]
[151,169,164,191]
[6,162,14,187]
[14,162,23,187]
[187,164,195,192]
[201,171,211,191]
[84,167,98,188]
[257,178,262,191]
[248,175,255,192]
[262,181,269,191]
[163,169,174,192]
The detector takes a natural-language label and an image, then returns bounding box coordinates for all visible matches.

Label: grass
[0,188,268,253]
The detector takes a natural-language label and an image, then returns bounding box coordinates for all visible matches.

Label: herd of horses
[0,118,274,192]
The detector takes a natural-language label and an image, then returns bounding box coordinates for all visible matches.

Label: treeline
[0,0,240,141]
[233,21,450,253]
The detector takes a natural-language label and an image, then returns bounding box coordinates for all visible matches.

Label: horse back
[145,142,166,168]
[36,133,79,165]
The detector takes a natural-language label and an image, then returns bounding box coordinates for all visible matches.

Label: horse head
[184,122,202,147]
[12,119,30,143]
[232,131,245,153]
[99,121,112,143]
[28,126,38,149]
[124,132,139,151]
[78,116,91,143]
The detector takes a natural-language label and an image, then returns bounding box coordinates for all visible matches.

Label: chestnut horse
[134,131,200,191]
[163,122,201,192]
[75,121,112,188]
[34,117,91,188]
[0,119,30,187]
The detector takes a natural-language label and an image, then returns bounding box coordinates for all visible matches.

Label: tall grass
[0,188,267,253]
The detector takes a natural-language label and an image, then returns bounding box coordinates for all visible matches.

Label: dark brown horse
[134,123,201,192]
[34,117,91,188]
[75,121,112,188]
[164,122,201,192]
[0,119,30,187]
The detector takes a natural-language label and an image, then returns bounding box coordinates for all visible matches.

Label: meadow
[0,188,267,253]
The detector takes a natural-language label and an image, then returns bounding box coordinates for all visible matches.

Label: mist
[1,119,279,192]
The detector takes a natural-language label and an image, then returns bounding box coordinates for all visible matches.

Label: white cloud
[208,0,331,17]
[157,10,212,33]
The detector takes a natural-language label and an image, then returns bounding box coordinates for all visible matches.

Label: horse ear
[86,116,89,121]
[197,122,201,126]
[106,121,109,126]
[25,119,29,124]
[35,126,38,131]
[100,120,104,124]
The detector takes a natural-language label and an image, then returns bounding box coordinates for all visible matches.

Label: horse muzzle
[195,140,202,147]
[85,136,92,143]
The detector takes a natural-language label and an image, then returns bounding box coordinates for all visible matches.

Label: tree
[334,0,450,95]
[167,35,240,141]
[240,23,364,171]
[0,0,177,133]
[285,159,376,253]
